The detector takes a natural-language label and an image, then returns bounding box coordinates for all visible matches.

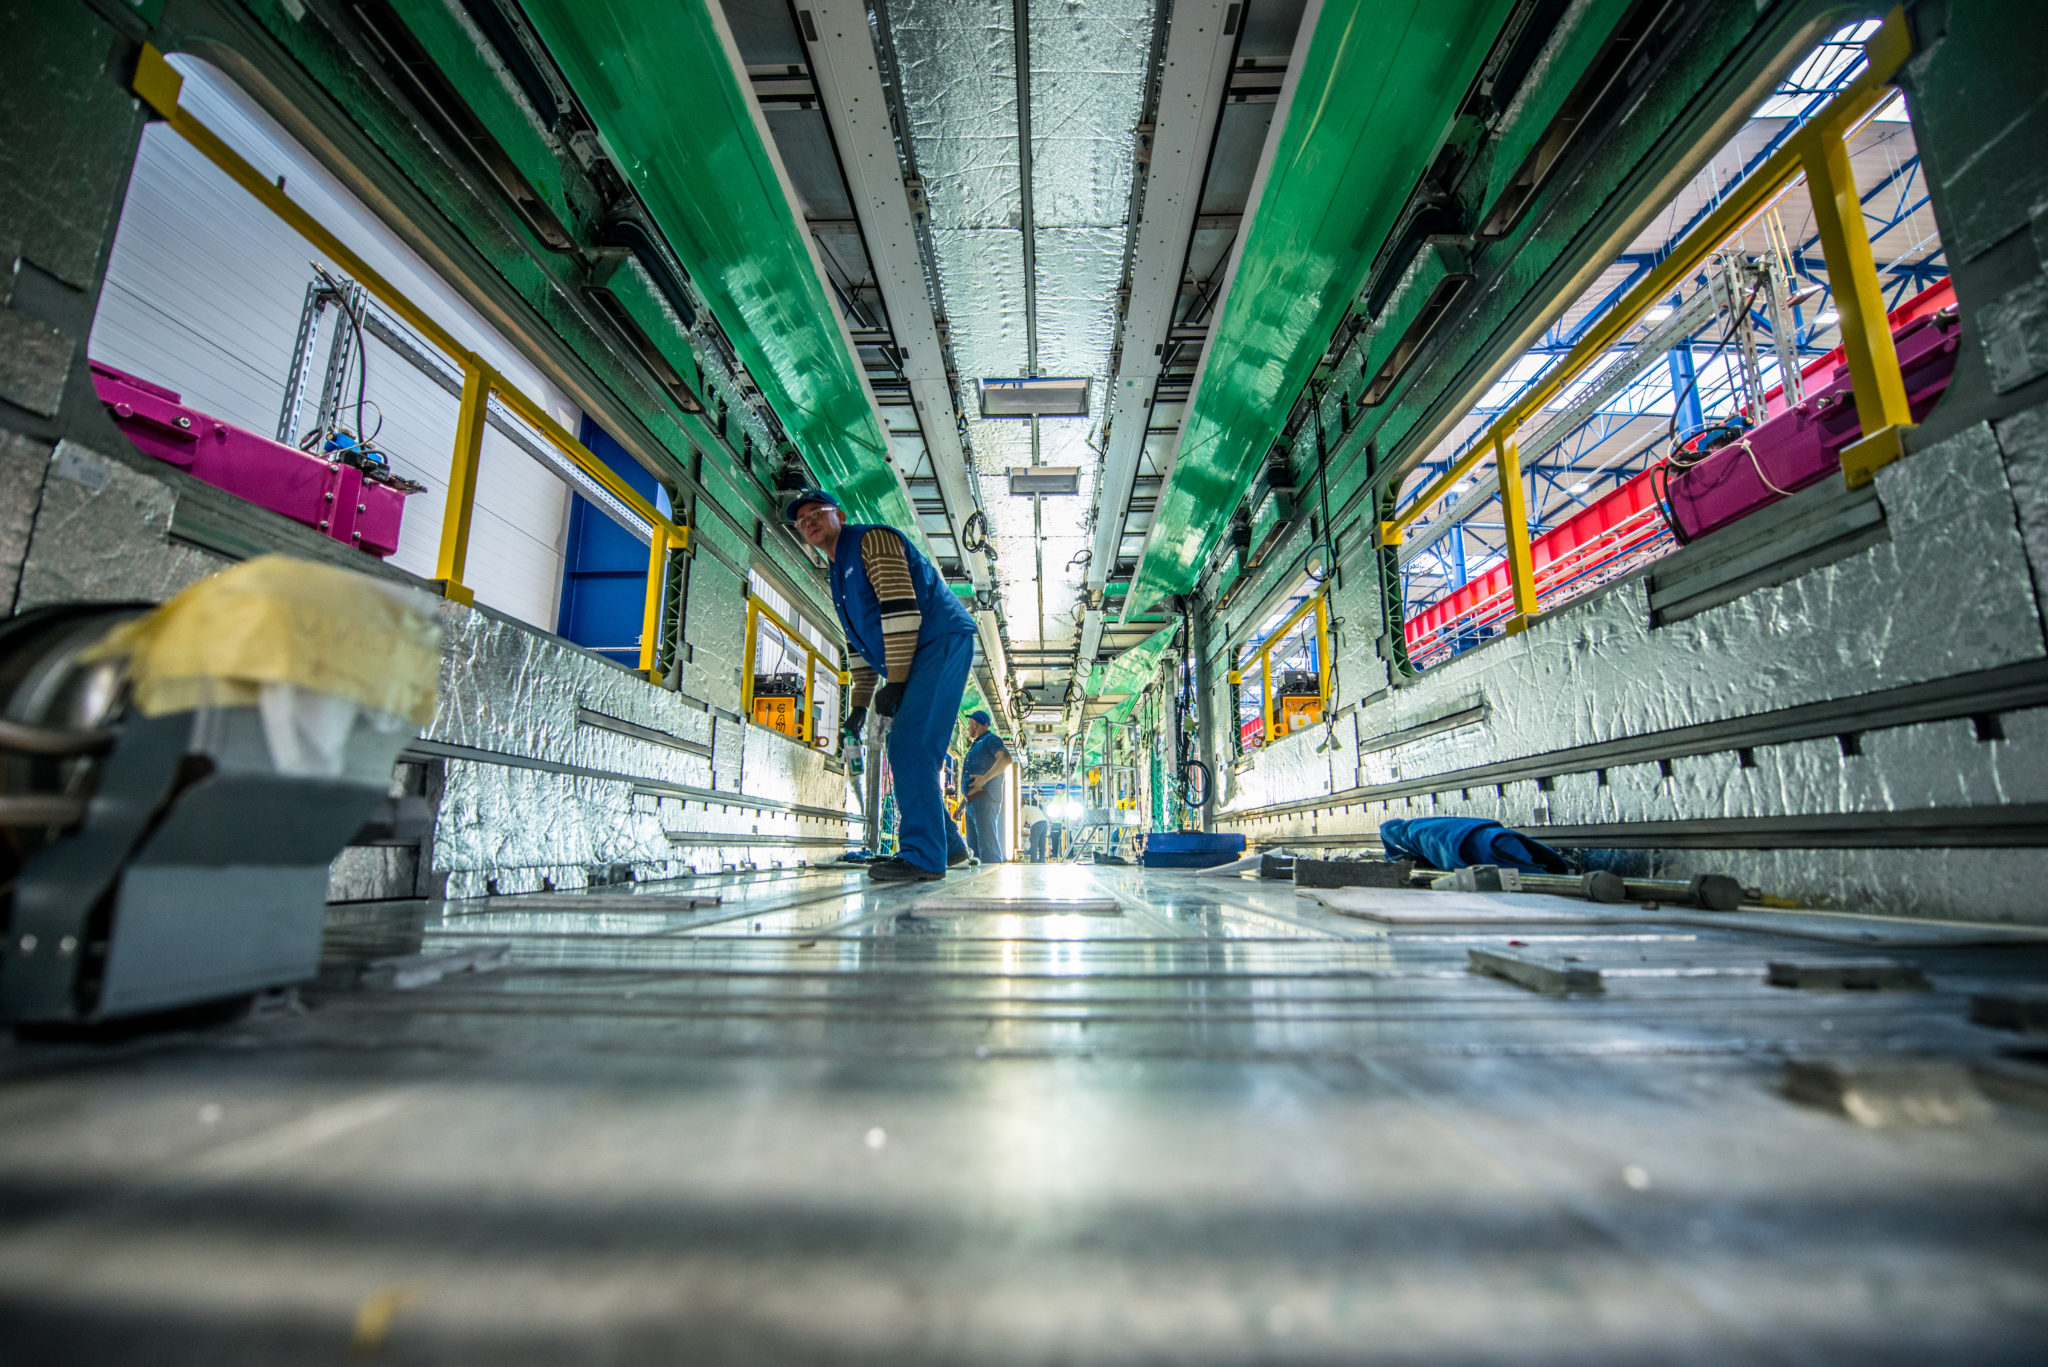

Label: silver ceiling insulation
[886,0,1157,659]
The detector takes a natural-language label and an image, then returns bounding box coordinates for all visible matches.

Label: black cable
[1662,278,1766,471]
[961,509,990,553]
[1652,279,1767,546]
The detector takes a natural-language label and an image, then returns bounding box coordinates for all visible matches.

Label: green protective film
[1125,0,1516,616]
[514,0,920,540]
[1086,623,1176,698]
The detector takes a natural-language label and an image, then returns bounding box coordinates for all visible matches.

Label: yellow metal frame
[742,596,851,747]
[1377,8,1916,625]
[1227,594,1331,746]
[132,44,690,679]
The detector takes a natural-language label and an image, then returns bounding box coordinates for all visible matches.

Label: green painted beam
[1124,0,1516,618]
[513,0,920,542]
[1086,622,1176,697]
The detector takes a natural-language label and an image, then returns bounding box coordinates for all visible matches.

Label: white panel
[86,57,575,631]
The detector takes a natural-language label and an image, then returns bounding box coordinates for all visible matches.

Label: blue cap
[783,489,840,521]
[967,709,993,726]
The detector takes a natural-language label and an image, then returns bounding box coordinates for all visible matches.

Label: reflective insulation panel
[886,0,1156,652]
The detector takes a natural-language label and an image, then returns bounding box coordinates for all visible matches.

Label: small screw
[357,504,367,513]
[319,520,330,530]
[57,936,77,956]
[325,491,335,501]
[16,934,36,954]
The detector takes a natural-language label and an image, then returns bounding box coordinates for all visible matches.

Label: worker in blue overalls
[960,709,1013,863]
[788,490,976,883]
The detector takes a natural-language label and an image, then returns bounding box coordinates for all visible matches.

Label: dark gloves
[841,705,868,741]
[875,680,908,718]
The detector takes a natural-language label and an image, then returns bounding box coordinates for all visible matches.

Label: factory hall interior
[7,0,2048,1359]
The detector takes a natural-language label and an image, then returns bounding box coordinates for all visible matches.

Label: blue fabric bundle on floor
[1379,817,1569,874]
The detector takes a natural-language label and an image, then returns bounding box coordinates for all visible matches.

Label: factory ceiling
[502,0,1532,709]
[711,0,1331,703]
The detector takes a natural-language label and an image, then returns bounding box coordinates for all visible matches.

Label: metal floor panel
[2,865,2046,1363]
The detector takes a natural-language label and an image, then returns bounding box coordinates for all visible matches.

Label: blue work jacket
[964,730,1009,790]
[829,523,976,675]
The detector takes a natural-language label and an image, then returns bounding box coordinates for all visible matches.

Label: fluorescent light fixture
[1813,310,1841,327]
[1644,304,1675,323]
[979,377,1091,418]
[1569,480,1590,495]
[1008,466,1082,496]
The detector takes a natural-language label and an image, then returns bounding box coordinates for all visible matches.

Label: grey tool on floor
[1621,873,1747,911]
[1968,987,2048,1032]
[1518,870,1628,903]
[1467,947,1604,994]
[1766,958,1932,990]
[1258,853,1295,880]
[362,944,513,990]
[1782,1057,1993,1127]
[1293,856,1415,889]
[1433,864,1522,893]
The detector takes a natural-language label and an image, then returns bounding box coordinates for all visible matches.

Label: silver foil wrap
[885,0,1155,653]
[428,602,855,896]
[1352,423,2041,762]
[1217,418,2048,922]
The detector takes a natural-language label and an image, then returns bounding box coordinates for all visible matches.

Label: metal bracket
[1840,422,1913,489]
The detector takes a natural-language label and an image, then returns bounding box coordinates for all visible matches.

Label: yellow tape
[84,555,443,723]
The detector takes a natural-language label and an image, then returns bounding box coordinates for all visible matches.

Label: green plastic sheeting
[1124,0,1516,617]
[1077,690,1146,764]
[515,0,920,540]
[1086,623,1176,697]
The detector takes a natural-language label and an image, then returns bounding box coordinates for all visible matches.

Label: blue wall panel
[556,418,663,663]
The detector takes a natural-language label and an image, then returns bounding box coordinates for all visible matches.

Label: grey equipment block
[1969,987,2048,1033]
[1293,856,1414,889]
[1258,853,1295,880]
[1467,947,1604,994]
[1433,864,1521,893]
[1783,1057,1993,1127]
[1766,959,1931,991]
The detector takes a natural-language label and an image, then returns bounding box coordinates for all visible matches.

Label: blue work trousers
[885,631,975,873]
[1027,820,1048,863]
[965,789,1005,863]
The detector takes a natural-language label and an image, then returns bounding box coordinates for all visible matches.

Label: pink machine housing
[1663,307,1962,542]
[89,361,411,559]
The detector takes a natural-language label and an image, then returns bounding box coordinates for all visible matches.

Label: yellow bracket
[1840,424,1909,489]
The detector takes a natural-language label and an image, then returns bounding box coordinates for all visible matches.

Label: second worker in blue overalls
[788,490,977,883]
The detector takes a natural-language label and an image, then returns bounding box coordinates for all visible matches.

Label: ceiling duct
[1008,466,1082,495]
[979,377,1092,418]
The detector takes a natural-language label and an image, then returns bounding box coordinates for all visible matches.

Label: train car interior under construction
[1,0,2047,1360]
